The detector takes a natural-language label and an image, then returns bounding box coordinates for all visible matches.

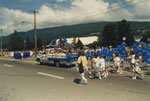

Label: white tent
[56,36,98,45]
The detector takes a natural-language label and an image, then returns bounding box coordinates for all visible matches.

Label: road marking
[37,72,64,80]
[3,64,14,67]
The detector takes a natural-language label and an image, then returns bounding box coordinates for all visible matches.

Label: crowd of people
[77,48,145,85]
[0,45,147,85]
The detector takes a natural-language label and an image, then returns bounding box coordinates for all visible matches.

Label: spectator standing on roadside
[77,50,88,85]
[21,51,24,61]
[10,51,14,58]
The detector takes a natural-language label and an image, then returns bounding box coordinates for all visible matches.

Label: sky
[0,0,150,36]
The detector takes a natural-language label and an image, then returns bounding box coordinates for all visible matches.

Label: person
[105,56,109,77]
[132,55,144,80]
[92,55,101,79]
[89,55,105,80]
[21,51,24,61]
[114,53,122,74]
[88,55,96,79]
[131,52,136,72]
[77,50,88,85]
[99,55,106,79]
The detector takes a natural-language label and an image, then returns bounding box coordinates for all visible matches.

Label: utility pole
[31,10,39,55]
[0,29,3,54]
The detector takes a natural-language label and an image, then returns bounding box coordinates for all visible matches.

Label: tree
[117,19,134,46]
[37,38,42,50]
[75,38,83,49]
[101,19,134,47]
[101,23,117,47]
[141,31,150,43]
[8,30,24,51]
[72,37,76,47]
[25,36,34,50]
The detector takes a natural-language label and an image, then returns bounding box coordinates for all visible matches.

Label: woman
[77,50,88,85]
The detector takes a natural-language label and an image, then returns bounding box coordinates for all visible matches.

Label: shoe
[140,74,144,79]
[84,79,87,85]
[104,75,107,78]
[89,75,93,79]
[119,72,122,74]
[98,76,102,80]
[132,76,136,80]
[88,72,92,75]
[79,81,84,84]
[79,81,87,85]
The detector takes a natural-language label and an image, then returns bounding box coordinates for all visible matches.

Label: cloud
[129,0,150,21]
[0,0,149,36]
[55,0,67,2]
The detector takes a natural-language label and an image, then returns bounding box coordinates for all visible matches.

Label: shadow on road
[126,76,142,80]
[73,78,81,84]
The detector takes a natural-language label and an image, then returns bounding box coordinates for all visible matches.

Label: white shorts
[131,60,135,64]
[94,66,104,72]
[115,63,120,67]
[133,66,141,72]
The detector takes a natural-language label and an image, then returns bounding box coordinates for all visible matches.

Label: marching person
[131,52,136,72]
[77,50,88,85]
[132,55,144,80]
[89,55,105,80]
[114,53,122,74]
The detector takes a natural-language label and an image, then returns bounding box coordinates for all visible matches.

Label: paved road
[0,58,150,101]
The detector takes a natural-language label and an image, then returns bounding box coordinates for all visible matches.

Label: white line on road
[37,72,64,80]
[3,64,14,67]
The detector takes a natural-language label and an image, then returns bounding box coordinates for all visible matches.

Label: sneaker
[98,76,102,80]
[84,79,87,85]
[140,74,144,79]
[79,80,84,84]
[117,69,119,73]
[88,72,92,75]
[119,72,122,74]
[89,75,93,79]
[132,76,136,80]
[104,75,107,78]
[79,80,87,85]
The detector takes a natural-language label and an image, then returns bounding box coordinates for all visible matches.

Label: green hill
[2,21,150,45]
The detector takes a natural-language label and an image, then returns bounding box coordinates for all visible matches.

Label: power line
[44,0,149,27]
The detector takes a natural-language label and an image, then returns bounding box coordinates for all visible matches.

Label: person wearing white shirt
[130,52,136,72]
[132,55,144,80]
[94,55,105,79]
[89,55,102,80]
[114,53,122,74]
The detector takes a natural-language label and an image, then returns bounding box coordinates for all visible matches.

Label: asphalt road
[0,58,150,101]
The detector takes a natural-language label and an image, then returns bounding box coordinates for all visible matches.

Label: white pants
[80,73,87,83]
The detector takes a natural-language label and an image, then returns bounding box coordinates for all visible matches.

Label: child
[131,52,136,72]
[89,55,104,80]
[99,55,106,79]
[132,55,144,80]
[114,53,122,74]
[88,55,97,79]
